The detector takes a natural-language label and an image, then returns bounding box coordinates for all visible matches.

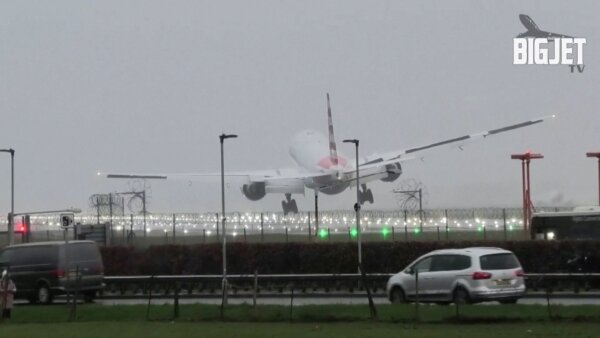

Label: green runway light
[509,225,514,231]
[381,227,389,238]
[477,227,483,232]
[350,228,358,238]
[318,228,328,239]
[414,228,420,234]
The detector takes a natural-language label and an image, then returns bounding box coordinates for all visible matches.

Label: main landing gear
[282,193,298,215]
[359,184,374,205]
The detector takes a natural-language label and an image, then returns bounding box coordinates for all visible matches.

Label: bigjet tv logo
[513,14,586,73]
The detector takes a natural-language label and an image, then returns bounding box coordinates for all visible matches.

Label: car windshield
[479,253,520,270]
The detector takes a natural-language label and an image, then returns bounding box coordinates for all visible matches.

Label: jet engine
[242,182,266,201]
[380,162,402,182]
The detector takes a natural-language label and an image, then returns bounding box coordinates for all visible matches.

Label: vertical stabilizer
[326,93,339,166]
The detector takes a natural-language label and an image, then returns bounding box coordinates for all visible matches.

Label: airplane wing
[544,31,574,39]
[358,115,555,168]
[102,115,554,193]
[101,167,329,184]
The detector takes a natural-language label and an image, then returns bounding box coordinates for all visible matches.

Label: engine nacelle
[242,182,266,201]
[380,162,402,182]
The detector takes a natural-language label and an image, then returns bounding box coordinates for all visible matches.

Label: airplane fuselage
[289,129,353,194]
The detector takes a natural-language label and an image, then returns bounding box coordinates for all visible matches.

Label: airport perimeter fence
[0,207,570,246]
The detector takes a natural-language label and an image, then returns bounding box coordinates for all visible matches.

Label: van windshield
[479,253,520,270]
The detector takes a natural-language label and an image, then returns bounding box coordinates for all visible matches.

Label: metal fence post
[503,208,507,241]
[130,214,134,243]
[172,214,176,243]
[415,269,420,323]
[445,209,449,240]
[308,211,312,241]
[216,212,220,242]
[260,213,264,242]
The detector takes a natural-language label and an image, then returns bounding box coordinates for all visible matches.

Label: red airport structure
[587,152,600,206]
[511,152,544,231]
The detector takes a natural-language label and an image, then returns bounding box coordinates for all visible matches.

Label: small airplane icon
[517,14,573,39]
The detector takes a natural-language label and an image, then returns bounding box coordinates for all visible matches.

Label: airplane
[101,94,554,215]
[517,14,573,39]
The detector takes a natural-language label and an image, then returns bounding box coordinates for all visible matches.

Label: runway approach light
[381,227,390,238]
[318,228,328,239]
[350,228,358,238]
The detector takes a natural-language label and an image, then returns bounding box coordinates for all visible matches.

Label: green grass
[5,303,600,324]
[1,322,600,338]
[2,304,600,338]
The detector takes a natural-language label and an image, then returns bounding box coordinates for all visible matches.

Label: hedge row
[99,240,600,275]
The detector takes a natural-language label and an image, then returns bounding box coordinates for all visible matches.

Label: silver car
[386,247,526,304]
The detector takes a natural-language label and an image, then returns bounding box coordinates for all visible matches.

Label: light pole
[511,152,543,231]
[343,139,361,267]
[219,133,237,308]
[586,152,600,206]
[1,148,15,245]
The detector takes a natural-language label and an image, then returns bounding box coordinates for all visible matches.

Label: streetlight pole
[219,133,237,309]
[586,152,600,206]
[1,148,15,245]
[343,139,361,267]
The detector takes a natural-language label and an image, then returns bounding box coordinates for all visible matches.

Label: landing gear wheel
[365,189,374,204]
[281,194,298,215]
[289,199,298,214]
[358,184,374,205]
[282,201,290,215]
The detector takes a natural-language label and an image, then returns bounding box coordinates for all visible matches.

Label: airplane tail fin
[326,93,339,167]
[519,14,539,32]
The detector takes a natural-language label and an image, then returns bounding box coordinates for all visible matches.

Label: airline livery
[102,95,553,214]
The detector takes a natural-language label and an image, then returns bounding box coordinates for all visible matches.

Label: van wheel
[390,287,406,304]
[83,291,96,303]
[37,284,53,304]
[453,287,470,305]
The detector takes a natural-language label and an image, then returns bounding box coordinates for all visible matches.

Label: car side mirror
[405,268,414,275]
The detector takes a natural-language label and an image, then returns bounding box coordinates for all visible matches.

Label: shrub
[100,240,600,275]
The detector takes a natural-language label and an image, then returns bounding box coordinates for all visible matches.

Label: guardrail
[100,273,600,298]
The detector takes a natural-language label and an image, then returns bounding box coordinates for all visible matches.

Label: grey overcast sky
[0,0,598,215]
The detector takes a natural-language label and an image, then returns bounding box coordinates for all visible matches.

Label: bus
[530,206,600,240]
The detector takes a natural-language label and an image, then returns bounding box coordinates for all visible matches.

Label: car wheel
[499,299,518,304]
[28,296,38,304]
[37,284,53,304]
[390,287,406,304]
[453,287,470,305]
[83,291,97,303]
